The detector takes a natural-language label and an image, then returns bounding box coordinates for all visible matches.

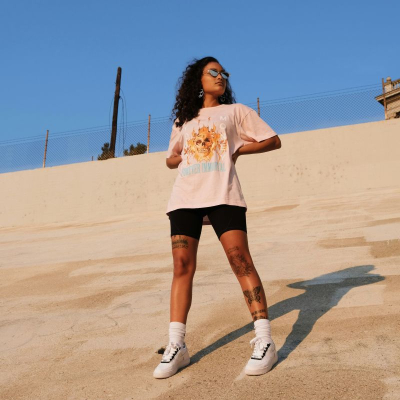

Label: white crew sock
[254,319,272,343]
[169,321,186,347]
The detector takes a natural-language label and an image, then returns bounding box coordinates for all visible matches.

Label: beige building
[375,76,400,119]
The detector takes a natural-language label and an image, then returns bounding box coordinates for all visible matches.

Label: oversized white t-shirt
[166,103,277,218]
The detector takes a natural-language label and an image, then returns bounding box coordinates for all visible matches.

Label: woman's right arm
[166,121,183,169]
[166,155,182,169]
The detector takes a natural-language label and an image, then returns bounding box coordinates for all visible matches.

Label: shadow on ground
[190,265,384,366]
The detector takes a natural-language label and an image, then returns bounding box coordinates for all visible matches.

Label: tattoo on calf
[172,236,189,249]
[251,308,266,317]
[243,286,262,305]
[230,253,253,277]
[251,308,267,321]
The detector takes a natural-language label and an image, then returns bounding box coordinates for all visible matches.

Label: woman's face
[201,62,227,98]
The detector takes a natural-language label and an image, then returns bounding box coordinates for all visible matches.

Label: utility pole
[110,67,122,157]
[381,78,388,120]
[147,114,151,154]
[43,130,49,168]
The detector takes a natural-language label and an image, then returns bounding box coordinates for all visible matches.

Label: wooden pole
[110,67,122,157]
[43,130,49,168]
[257,97,260,117]
[381,78,388,120]
[147,114,151,154]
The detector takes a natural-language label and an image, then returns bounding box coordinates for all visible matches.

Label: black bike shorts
[168,204,247,241]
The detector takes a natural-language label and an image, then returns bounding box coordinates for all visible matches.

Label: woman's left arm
[233,135,281,164]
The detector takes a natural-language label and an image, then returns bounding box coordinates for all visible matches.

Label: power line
[0,82,383,146]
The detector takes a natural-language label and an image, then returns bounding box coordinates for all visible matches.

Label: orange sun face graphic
[184,124,227,164]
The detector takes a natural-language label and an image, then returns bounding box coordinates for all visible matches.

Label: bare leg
[220,230,268,321]
[170,235,199,324]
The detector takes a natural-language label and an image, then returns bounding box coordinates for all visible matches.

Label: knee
[228,250,254,278]
[173,257,195,278]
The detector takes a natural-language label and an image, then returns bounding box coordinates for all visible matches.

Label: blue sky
[1,0,399,142]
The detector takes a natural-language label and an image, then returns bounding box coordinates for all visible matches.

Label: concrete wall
[1,118,399,228]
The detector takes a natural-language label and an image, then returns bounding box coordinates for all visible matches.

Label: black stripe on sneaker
[251,343,271,360]
[161,348,180,363]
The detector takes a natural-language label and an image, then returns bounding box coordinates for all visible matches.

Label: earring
[219,94,226,102]
[198,89,204,98]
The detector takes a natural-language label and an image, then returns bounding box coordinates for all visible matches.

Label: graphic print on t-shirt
[184,123,227,165]
[167,103,278,213]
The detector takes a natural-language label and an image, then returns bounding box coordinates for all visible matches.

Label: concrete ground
[1,186,399,400]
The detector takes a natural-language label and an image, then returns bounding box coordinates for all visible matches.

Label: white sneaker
[244,338,278,376]
[153,342,190,379]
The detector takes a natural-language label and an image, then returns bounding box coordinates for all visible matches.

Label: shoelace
[161,342,180,362]
[249,337,270,359]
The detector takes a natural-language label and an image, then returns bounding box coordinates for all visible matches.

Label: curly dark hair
[172,56,236,128]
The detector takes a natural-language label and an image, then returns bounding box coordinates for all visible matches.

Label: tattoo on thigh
[243,286,262,305]
[172,236,189,249]
[230,253,253,277]
[227,246,239,254]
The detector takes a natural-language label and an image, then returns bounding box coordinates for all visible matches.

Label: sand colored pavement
[0,120,400,399]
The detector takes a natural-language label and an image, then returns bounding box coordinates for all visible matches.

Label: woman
[153,56,281,379]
